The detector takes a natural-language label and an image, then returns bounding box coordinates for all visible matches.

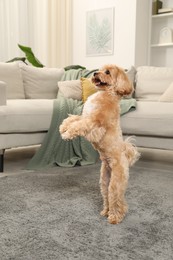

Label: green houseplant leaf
[18,44,44,67]
[7,57,27,64]
[7,44,86,71]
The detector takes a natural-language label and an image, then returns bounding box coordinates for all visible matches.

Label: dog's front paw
[59,124,67,134]
[61,131,73,140]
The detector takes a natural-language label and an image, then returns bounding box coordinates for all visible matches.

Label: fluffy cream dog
[59,64,139,224]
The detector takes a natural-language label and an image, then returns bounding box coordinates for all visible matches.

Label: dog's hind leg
[100,160,111,217]
[108,161,128,224]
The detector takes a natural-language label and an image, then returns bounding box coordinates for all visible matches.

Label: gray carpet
[0,160,173,260]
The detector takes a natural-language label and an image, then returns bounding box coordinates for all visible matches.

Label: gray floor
[2,145,173,175]
[1,146,173,260]
[0,146,173,260]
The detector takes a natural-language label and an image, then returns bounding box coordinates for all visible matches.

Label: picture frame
[86,7,114,57]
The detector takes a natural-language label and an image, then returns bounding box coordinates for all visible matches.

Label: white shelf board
[151,43,173,47]
[152,12,173,18]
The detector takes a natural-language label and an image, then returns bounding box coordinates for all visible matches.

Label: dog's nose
[94,72,98,76]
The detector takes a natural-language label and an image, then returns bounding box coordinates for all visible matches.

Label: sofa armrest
[0,81,7,105]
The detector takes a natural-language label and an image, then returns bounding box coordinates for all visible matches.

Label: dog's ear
[115,70,133,96]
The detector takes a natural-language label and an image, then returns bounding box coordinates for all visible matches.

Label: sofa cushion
[57,80,82,100]
[120,101,173,137]
[20,64,64,99]
[81,77,97,102]
[135,66,173,101]
[0,62,25,99]
[0,81,6,105]
[126,66,136,86]
[0,99,54,133]
[158,82,173,102]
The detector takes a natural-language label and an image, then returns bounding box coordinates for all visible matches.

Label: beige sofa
[0,62,64,171]
[0,62,173,172]
[121,66,173,151]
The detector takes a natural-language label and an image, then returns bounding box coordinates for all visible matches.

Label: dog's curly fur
[59,64,140,224]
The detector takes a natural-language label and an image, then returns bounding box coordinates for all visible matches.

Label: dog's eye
[105,70,110,75]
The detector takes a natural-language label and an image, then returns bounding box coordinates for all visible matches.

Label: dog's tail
[124,137,140,166]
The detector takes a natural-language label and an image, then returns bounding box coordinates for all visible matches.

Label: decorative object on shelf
[152,0,163,15]
[159,27,173,44]
[86,7,114,56]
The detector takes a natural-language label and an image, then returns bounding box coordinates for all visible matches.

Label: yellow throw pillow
[81,77,97,102]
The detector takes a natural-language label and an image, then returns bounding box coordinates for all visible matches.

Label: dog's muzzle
[92,75,108,87]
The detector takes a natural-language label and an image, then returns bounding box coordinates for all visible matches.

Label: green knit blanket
[27,96,99,170]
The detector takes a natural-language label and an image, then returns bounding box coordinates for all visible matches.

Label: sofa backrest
[135,66,173,101]
[0,62,65,100]
[20,64,64,99]
[0,62,25,99]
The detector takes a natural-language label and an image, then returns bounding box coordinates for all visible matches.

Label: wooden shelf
[151,43,173,47]
[152,12,173,18]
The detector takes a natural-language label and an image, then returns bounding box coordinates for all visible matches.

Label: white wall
[135,0,150,66]
[72,0,137,69]
[0,0,150,68]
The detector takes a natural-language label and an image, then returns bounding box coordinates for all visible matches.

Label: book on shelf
[158,8,173,14]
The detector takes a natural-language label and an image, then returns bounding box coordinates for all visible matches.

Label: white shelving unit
[149,2,173,67]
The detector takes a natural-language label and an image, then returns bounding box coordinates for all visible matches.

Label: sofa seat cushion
[120,101,173,137]
[0,99,54,133]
